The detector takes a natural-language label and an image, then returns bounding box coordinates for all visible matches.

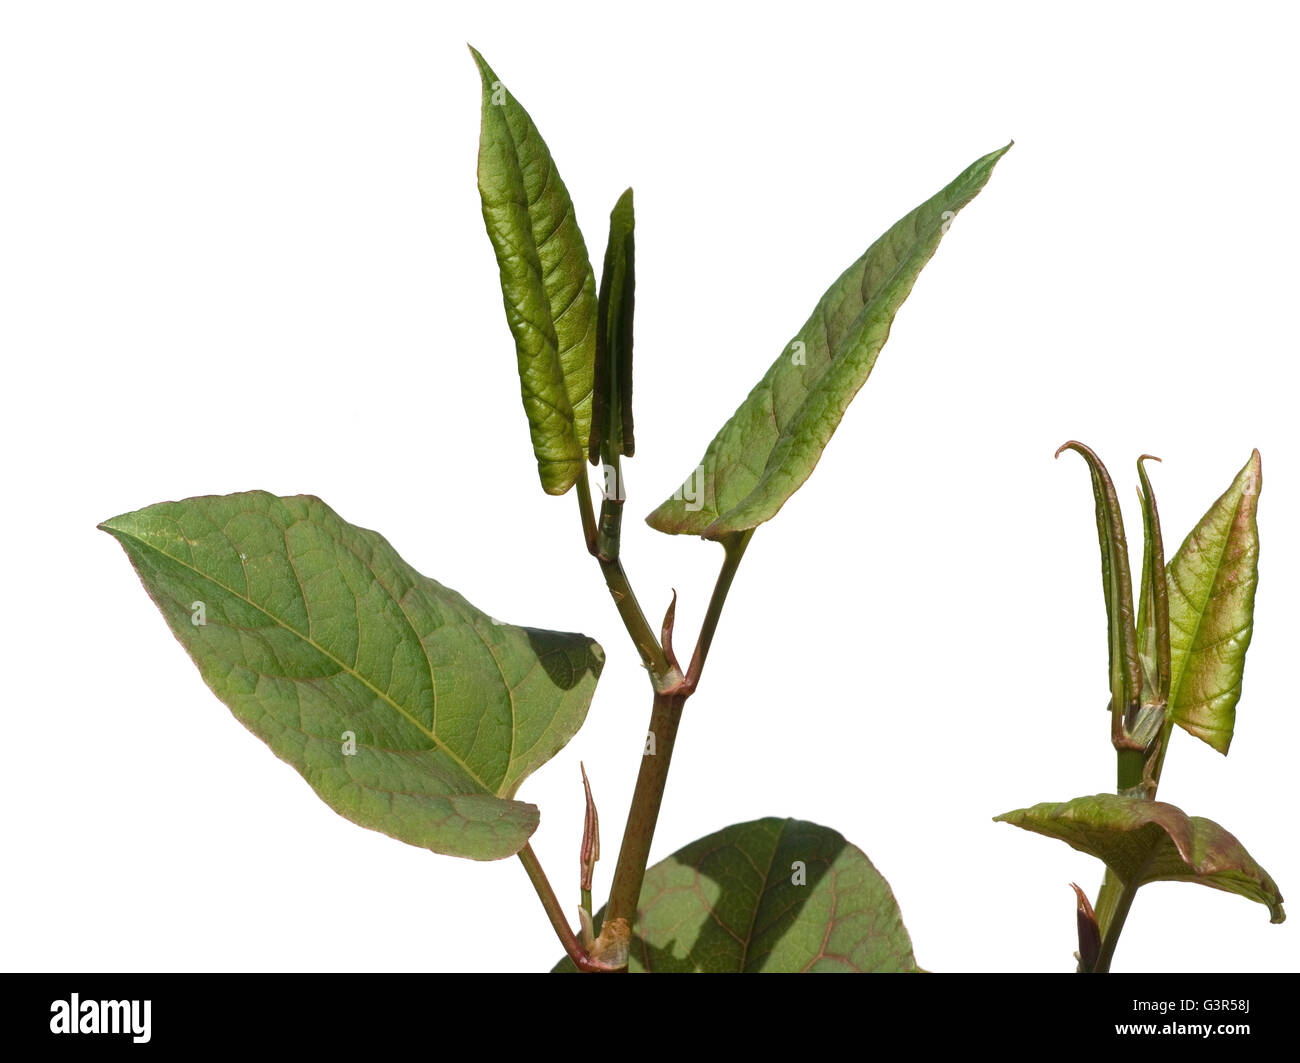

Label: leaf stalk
[517,843,616,973]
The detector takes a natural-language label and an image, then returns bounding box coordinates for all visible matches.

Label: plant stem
[1091,869,1141,973]
[575,468,676,686]
[1116,746,1145,794]
[595,454,625,562]
[686,529,754,691]
[602,535,755,937]
[517,843,606,973]
[601,555,676,686]
[573,469,754,969]
[576,472,599,555]
[1148,717,1175,797]
[1091,729,1168,972]
[605,691,686,927]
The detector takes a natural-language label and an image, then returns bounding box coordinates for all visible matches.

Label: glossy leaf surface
[647,144,1010,539]
[1160,451,1262,753]
[473,47,598,495]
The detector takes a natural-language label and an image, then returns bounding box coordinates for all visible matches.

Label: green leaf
[100,492,604,861]
[590,187,635,466]
[646,143,1010,539]
[554,817,917,972]
[472,47,598,495]
[996,794,1284,923]
[1056,442,1142,725]
[1161,450,1262,753]
[1135,455,1171,706]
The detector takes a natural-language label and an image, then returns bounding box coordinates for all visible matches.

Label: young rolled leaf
[590,187,636,466]
[100,492,604,861]
[646,143,1010,539]
[1134,456,1171,706]
[1158,450,1262,754]
[1056,442,1142,731]
[472,47,598,495]
[1071,882,1102,973]
[996,794,1284,923]
[555,817,918,972]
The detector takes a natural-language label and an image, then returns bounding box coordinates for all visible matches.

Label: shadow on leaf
[554,817,917,972]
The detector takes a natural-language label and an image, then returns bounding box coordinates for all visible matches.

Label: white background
[3,1,1296,974]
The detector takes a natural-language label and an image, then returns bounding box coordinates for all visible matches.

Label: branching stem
[571,468,755,967]
[686,530,753,692]
[576,470,677,687]
[1091,870,1141,974]
[517,843,608,973]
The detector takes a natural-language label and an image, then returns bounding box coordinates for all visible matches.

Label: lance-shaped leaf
[100,492,604,861]
[590,187,635,466]
[996,794,1284,923]
[555,817,917,972]
[1134,456,1171,706]
[472,47,598,495]
[1057,442,1142,728]
[646,143,1010,539]
[1159,451,1262,754]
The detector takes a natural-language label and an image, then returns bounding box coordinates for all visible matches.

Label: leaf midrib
[1167,485,1248,716]
[487,79,582,450]
[712,194,950,529]
[738,820,785,973]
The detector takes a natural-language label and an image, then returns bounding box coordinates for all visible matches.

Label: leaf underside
[101,492,603,861]
[555,817,918,972]
[472,47,598,495]
[996,794,1284,923]
[646,143,1011,539]
[1156,451,1262,753]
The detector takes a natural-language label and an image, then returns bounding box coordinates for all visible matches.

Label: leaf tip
[1206,730,1233,756]
[97,513,132,539]
[467,44,497,90]
[1244,448,1262,494]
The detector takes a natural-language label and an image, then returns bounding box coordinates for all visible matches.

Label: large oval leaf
[100,492,604,861]
[996,794,1284,922]
[556,817,917,971]
[472,47,598,495]
[646,144,1010,539]
[1161,450,1261,753]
